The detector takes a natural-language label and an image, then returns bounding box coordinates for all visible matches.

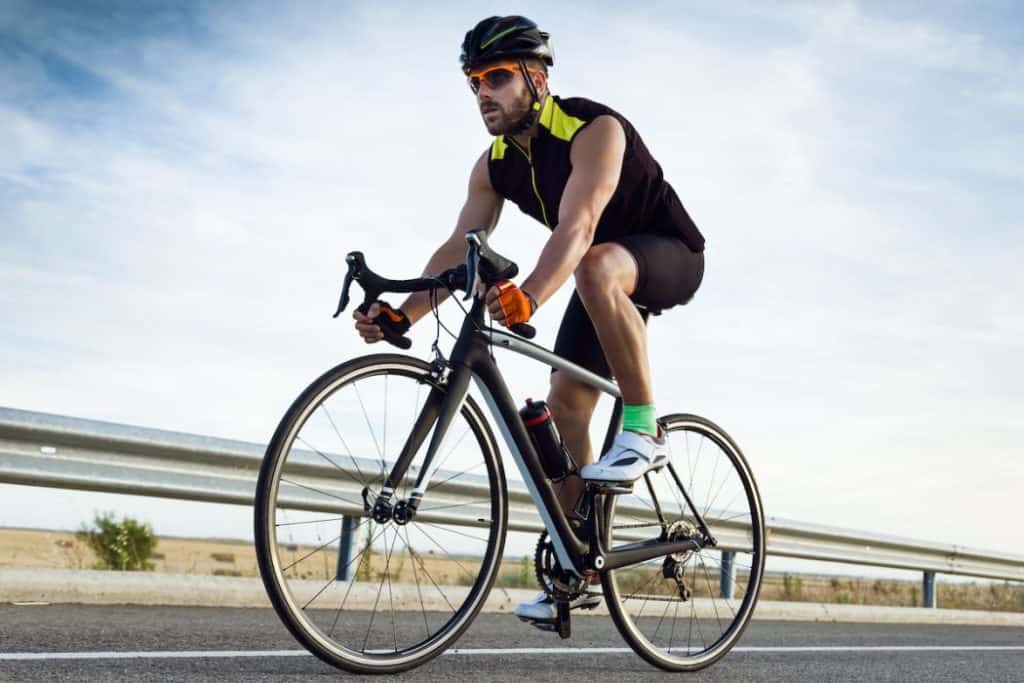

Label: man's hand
[353,301,410,344]
[484,280,537,327]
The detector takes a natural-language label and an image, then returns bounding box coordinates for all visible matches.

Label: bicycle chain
[611,521,670,530]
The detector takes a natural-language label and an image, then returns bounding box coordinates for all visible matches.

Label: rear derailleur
[661,520,694,601]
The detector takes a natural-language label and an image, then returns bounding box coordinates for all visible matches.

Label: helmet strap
[509,58,543,135]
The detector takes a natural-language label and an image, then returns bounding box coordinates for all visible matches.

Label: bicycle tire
[601,413,766,672]
[254,354,508,674]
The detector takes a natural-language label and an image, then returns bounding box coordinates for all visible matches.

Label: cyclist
[354,15,705,627]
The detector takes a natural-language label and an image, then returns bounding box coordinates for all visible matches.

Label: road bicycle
[254,230,765,674]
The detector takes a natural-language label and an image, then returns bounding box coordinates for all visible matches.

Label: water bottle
[519,399,576,481]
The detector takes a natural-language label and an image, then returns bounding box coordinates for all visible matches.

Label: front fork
[368,358,472,525]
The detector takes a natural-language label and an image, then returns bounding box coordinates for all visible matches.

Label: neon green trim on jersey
[491,135,508,160]
[538,96,586,142]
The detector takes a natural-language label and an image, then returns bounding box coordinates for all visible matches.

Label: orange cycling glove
[494,280,537,326]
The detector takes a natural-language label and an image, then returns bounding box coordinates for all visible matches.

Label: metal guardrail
[1,406,1022,607]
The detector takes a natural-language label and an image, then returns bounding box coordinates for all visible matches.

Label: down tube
[469,358,587,576]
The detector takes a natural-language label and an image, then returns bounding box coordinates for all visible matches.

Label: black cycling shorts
[553,234,704,380]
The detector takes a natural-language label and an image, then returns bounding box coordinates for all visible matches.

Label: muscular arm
[397,150,503,323]
[519,115,626,307]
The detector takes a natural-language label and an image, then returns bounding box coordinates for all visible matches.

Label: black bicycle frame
[374,293,707,577]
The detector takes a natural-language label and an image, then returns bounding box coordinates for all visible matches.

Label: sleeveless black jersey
[486,95,704,252]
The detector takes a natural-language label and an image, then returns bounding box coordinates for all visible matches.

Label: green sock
[622,403,658,436]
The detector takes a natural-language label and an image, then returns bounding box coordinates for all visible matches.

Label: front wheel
[254,354,508,674]
[602,413,766,672]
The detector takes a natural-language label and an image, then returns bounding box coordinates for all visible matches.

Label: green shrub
[77,512,158,571]
[782,573,803,600]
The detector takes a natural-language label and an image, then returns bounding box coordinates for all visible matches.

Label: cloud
[1,2,1022,552]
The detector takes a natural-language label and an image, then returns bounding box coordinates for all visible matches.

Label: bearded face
[477,76,535,136]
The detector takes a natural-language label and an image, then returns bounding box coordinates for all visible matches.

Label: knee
[574,244,625,299]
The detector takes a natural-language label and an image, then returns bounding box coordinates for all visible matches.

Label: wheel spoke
[281,533,342,573]
[362,528,392,653]
[703,471,731,520]
[401,526,432,640]
[384,527,399,653]
[698,553,724,635]
[296,434,369,491]
[329,523,389,637]
[276,515,347,527]
[426,458,486,493]
[352,381,386,479]
[320,405,371,489]
[414,519,491,544]
[651,591,674,643]
[279,477,364,511]
[424,425,473,488]
[417,498,491,514]
[405,538,458,613]
[414,523,486,582]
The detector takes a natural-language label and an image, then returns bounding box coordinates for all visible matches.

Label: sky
[1,1,1022,571]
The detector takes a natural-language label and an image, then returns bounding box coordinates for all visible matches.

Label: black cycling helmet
[460,15,554,74]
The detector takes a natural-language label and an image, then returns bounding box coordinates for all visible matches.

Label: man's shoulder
[553,95,618,121]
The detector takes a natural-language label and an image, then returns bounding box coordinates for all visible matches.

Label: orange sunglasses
[467,63,541,94]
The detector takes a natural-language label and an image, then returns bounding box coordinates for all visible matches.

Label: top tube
[481,327,621,398]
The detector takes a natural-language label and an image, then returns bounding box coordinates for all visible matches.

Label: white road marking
[3,645,1024,661]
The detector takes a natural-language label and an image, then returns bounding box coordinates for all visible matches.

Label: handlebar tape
[510,323,536,339]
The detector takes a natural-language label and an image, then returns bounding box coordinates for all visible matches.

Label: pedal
[588,481,633,495]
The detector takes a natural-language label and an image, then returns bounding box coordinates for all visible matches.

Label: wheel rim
[258,360,505,667]
[602,415,765,669]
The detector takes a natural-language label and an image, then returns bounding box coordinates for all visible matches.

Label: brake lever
[332,252,363,318]
[464,235,480,301]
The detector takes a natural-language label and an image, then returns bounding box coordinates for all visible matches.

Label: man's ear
[532,69,548,95]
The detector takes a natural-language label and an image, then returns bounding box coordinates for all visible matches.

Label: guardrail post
[720,551,736,599]
[336,516,356,581]
[922,571,936,608]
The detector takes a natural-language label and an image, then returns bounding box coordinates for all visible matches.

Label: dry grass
[0,527,263,577]
[758,572,1024,612]
[2,528,1021,612]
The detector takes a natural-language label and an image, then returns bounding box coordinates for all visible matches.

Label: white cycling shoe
[514,591,602,623]
[580,428,670,484]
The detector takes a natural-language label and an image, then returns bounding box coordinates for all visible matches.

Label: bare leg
[573,244,651,406]
[547,369,601,516]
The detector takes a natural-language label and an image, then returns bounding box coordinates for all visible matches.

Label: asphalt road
[1,605,1022,681]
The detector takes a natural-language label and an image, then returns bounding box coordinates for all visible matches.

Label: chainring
[533,531,586,601]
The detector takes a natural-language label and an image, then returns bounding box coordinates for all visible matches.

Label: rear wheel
[254,354,507,674]
[602,413,765,671]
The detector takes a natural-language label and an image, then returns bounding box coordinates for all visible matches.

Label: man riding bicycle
[353,15,705,628]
